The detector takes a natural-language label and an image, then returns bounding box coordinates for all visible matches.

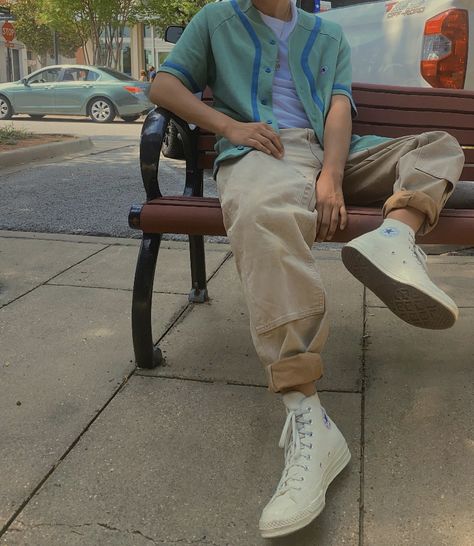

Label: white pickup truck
[316,0,473,89]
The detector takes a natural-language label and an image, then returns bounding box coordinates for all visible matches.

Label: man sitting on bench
[150,0,464,538]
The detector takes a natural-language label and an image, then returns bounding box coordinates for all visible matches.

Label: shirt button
[270,39,276,45]
[266,120,273,124]
[265,67,272,73]
[237,145,245,150]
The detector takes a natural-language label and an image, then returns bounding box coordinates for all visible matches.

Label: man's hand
[224,120,284,159]
[315,172,347,242]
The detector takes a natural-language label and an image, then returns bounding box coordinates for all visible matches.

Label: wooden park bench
[128,83,474,369]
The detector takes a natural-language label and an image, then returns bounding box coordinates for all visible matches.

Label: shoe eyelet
[309,420,313,425]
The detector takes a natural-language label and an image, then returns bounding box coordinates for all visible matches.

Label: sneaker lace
[409,233,428,270]
[274,407,313,496]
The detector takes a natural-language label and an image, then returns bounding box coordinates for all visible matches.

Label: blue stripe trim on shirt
[301,18,324,113]
[332,84,358,115]
[332,84,352,94]
[230,0,261,121]
[161,61,201,93]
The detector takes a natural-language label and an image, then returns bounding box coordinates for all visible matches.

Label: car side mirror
[22,78,29,86]
[165,26,185,44]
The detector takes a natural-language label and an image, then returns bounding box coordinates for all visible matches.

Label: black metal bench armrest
[139,107,203,202]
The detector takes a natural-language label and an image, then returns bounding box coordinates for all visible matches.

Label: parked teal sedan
[0,65,152,123]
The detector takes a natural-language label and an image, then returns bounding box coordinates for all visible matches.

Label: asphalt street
[0,115,218,238]
[4,115,467,253]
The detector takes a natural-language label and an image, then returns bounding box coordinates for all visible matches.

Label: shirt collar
[257,0,298,40]
[237,0,316,31]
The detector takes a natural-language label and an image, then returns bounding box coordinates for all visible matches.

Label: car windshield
[98,67,135,81]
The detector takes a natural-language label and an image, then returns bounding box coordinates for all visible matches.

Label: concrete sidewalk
[0,230,472,546]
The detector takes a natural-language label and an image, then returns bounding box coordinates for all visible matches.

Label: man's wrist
[216,116,236,139]
[318,167,344,185]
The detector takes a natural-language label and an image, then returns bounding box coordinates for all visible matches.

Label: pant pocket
[299,178,317,212]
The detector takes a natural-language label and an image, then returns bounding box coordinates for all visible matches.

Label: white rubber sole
[341,243,458,330]
[259,442,351,538]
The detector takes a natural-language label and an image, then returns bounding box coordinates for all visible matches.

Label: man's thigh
[342,135,421,206]
[217,138,322,213]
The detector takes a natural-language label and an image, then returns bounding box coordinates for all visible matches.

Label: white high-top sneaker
[341,219,458,329]
[259,392,350,538]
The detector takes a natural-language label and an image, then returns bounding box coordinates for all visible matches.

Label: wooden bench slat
[138,197,474,244]
[197,153,216,170]
[462,149,474,163]
[355,106,474,131]
[462,165,474,180]
[197,135,217,150]
[353,90,474,114]
[352,82,474,99]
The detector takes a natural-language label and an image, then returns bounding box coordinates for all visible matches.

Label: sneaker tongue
[282,391,306,411]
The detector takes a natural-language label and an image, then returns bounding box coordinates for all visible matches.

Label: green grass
[0,124,34,146]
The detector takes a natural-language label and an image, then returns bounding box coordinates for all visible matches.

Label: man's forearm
[320,96,352,184]
[150,72,234,137]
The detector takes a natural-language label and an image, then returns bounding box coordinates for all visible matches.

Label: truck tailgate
[320,0,472,88]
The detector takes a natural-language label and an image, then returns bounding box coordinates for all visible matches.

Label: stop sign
[2,22,15,43]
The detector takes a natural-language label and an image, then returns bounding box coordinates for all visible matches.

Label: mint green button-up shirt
[157,0,389,172]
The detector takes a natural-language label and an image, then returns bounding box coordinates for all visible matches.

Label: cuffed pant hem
[382,189,440,235]
[265,353,323,393]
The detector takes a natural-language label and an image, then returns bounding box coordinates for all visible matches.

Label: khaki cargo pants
[216,129,464,393]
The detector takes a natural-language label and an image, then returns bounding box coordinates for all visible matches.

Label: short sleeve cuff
[332,84,357,118]
[158,62,203,94]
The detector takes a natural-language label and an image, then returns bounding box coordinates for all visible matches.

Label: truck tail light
[124,86,142,94]
[421,9,469,89]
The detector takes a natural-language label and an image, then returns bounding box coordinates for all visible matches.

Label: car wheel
[88,97,116,123]
[121,114,141,123]
[29,114,45,120]
[0,96,13,120]
[162,120,185,159]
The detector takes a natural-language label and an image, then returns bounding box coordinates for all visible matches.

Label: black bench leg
[188,235,208,303]
[132,234,164,368]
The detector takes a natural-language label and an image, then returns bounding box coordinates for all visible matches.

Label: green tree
[10,0,81,65]
[141,0,214,36]
[42,0,140,67]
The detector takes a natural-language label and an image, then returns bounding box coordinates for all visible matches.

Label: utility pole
[53,30,59,64]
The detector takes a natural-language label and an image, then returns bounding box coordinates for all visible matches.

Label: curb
[0,137,94,169]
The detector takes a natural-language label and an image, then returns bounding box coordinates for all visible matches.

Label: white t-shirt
[258,1,312,129]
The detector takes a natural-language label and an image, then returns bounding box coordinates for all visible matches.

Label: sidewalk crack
[359,286,369,546]
[8,521,219,544]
